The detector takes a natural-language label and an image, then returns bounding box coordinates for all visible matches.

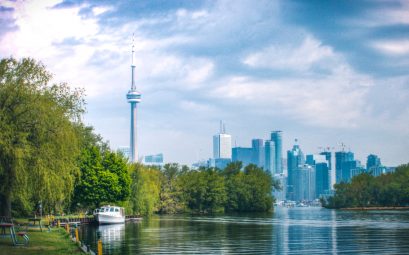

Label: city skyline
[1,0,408,166]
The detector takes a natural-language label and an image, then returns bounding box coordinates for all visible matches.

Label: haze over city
[1,0,408,166]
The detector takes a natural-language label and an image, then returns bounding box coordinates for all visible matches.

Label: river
[78,207,409,254]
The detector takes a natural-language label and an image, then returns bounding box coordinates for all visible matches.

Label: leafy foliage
[72,146,130,209]
[0,58,84,216]
[323,164,409,208]
[127,163,161,216]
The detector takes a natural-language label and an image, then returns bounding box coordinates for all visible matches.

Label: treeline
[127,162,279,215]
[322,164,409,209]
[0,58,278,217]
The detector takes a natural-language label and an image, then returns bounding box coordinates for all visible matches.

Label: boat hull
[96,214,125,224]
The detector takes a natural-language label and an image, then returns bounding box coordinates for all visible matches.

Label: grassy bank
[0,228,83,255]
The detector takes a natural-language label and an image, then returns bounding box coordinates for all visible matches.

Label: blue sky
[1,0,408,166]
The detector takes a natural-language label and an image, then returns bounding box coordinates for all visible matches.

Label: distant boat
[94,205,125,224]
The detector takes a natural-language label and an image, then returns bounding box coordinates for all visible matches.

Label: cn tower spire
[126,34,142,163]
[131,33,136,91]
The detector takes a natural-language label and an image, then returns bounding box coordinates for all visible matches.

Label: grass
[0,227,83,255]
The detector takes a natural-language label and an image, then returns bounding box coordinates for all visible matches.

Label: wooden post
[57,220,60,228]
[75,228,79,243]
[97,239,103,255]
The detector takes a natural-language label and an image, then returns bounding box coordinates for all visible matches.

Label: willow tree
[0,58,84,217]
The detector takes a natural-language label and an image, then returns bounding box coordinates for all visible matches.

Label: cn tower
[126,36,141,162]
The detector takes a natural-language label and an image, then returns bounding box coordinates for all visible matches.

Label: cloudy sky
[1,0,408,166]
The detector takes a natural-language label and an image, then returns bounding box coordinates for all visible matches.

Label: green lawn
[0,228,83,255]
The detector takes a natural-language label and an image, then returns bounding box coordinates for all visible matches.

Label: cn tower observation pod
[127,90,141,103]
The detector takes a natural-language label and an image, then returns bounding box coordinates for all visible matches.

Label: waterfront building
[126,36,142,163]
[144,153,164,166]
[213,121,232,159]
[271,131,283,174]
[251,139,264,167]
[306,154,330,198]
[294,164,315,201]
[232,147,253,167]
[117,147,130,160]
[286,141,305,200]
[342,159,365,182]
[335,151,354,183]
[264,140,276,174]
[319,151,333,189]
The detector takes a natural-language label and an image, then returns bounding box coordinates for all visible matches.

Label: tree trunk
[0,193,11,217]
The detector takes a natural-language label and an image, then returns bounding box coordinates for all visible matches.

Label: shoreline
[340,206,409,211]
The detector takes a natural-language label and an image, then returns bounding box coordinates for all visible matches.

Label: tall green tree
[0,58,84,216]
[72,146,130,209]
[128,164,161,216]
[159,163,184,213]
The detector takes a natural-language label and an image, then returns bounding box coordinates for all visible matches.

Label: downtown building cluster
[194,123,395,203]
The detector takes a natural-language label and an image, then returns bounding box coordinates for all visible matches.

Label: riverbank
[0,228,83,255]
[340,206,409,211]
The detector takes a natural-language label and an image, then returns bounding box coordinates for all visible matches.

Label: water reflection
[97,224,125,251]
[79,208,409,254]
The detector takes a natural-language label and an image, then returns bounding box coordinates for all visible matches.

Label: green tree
[72,146,130,209]
[323,164,409,209]
[128,164,161,216]
[0,58,84,217]
[159,163,184,213]
[180,168,227,213]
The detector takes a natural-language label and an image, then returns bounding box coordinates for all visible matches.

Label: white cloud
[372,40,409,55]
[243,36,335,72]
[215,42,374,129]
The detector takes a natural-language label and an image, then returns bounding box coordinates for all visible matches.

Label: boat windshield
[110,208,115,212]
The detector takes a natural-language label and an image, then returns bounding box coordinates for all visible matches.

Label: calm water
[79,207,409,254]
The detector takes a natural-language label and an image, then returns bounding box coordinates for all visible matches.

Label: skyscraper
[213,121,232,159]
[319,151,333,189]
[294,164,315,201]
[335,151,354,183]
[306,154,330,198]
[271,131,283,174]
[126,36,142,163]
[232,147,253,167]
[264,140,275,174]
[366,154,381,170]
[251,139,264,167]
[286,141,304,200]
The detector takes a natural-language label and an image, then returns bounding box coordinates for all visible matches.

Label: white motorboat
[93,205,125,224]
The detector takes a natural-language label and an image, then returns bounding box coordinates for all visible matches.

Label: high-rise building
[264,140,275,174]
[251,139,264,167]
[319,151,333,189]
[306,154,330,198]
[366,154,381,170]
[294,164,315,201]
[335,151,354,183]
[213,121,232,159]
[286,141,304,201]
[232,147,253,167]
[126,36,142,163]
[271,131,283,174]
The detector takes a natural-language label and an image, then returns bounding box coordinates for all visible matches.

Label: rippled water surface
[79,208,409,254]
